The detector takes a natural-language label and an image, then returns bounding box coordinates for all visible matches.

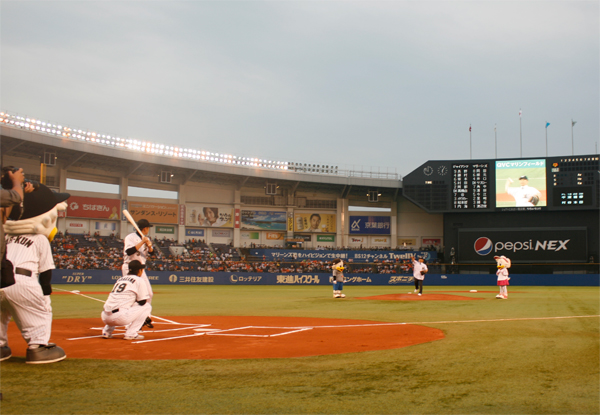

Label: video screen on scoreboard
[495,159,547,210]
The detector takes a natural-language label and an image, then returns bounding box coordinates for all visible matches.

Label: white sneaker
[414,290,418,293]
[418,293,422,296]
[124,334,144,340]
[102,326,114,339]
[340,294,346,298]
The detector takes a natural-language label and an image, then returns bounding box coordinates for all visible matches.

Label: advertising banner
[423,238,442,247]
[266,232,284,240]
[241,210,287,230]
[186,204,234,227]
[179,204,186,226]
[53,269,599,287]
[212,229,232,238]
[67,196,121,219]
[251,249,437,262]
[458,227,588,263]
[349,216,391,234]
[241,231,260,240]
[349,236,366,245]
[94,221,117,232]
[317,235,335,242]
[370,236,390,246]
[398,238,417,247]
[185,229,205,237]
[66,220,89,234]
[294,212,336,233]
[156,226,175,234]
[128,201,178,224]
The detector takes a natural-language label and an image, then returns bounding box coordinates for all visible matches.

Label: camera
[1,166,40,190]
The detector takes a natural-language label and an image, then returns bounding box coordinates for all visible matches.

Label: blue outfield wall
[53,270,599,287]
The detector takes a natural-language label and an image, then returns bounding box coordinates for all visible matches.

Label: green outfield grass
[1,285,598,414]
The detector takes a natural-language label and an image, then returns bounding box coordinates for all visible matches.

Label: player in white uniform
[412,255,428,296]
[122,218,154,329]
[102,260,152,340]
[1,183,70,364]
[505,176,541,207]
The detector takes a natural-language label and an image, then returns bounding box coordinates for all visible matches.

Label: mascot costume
[494,255,511,299]
[330,259,346,298]
[0,184,69,364]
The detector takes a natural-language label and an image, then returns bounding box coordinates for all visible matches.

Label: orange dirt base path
[6,316,444,361]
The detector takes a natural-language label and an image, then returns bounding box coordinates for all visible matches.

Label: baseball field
[1,284,598,414]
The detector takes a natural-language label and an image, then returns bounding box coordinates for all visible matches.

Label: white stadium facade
[0,111,439,251]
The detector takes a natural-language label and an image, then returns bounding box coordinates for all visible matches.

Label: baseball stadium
[1,113,599,414]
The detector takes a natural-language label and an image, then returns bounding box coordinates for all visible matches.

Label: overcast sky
[2,1,598,177]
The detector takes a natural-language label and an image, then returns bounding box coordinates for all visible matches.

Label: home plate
[469,290,478,292]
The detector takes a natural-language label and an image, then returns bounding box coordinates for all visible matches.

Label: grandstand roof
[1,123,402,201]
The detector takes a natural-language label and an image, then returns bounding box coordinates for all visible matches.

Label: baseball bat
[123,209,143,236]
[122,209,162,257]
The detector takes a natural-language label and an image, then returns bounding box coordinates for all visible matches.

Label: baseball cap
[137,219,153,230]
[519,175,528,180]
[128,260,145,275]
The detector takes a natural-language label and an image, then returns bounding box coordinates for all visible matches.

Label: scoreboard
[403,154,599,213]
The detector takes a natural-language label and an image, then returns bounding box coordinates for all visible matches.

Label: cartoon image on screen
[495,159,547,208]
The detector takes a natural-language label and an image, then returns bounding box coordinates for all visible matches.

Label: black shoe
[143,317,153,329]
[26,344,66,364]
[0,345,11,362]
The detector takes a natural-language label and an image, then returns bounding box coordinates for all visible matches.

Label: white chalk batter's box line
[205,326,313,338]
[68,314,599,343]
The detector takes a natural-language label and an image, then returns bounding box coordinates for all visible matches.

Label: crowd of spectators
[51,233,441,274]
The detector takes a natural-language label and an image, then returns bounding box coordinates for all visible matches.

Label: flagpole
[469,124,472,159]
[519,109,522,158]
[494,124,497,159]
[545,123,548,156]
[571,119,576,155]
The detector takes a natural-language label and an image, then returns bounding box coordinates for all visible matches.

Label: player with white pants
[1,183,69,364]
[412,255,428,296]
[102,260,152,340]
[122,218,154,305]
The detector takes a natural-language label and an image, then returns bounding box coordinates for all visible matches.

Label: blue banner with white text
[52,270,599,286]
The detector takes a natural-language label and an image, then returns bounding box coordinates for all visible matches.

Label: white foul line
[55,287,207,326]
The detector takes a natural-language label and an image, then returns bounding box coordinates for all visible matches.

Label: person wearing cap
[101,260,152,340]
[122,218,155,331]
[505,175,541,207]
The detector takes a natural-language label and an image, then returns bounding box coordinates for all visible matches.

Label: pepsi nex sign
[459,227,588,263]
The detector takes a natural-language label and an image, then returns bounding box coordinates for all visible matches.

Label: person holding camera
[1,168,36,290]
[412,255,428,296]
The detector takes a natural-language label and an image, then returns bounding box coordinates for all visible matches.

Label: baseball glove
[529,195,540,206]
[420,270,427,275]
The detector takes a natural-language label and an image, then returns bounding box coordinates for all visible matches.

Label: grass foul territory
[1,285,598,414]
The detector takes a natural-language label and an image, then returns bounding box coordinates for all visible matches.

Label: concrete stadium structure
[0,114,442,251]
